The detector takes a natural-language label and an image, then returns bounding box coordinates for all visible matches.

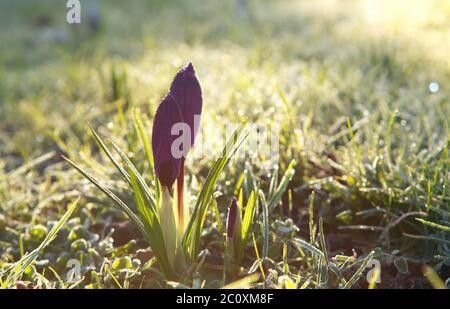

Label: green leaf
[328,262,347,285]
[415,218,450,232]
[134,110,160,210]
[112,256,133,270]
[423,265,447,289]
[319,217,328,264]
[133,110,154,177]
[63,156,147,237]
[394,257,408,274]
[128,170,174,278]
[183,120,248,261]
[110,140,157,214]
[267,165,279,201]
[239,191,256,262]
[267,160,296,210]
[309,191,315,245]
[221,273,260,289]
[291,238,324,258]
[89,125,131,185]
[259,190,269,259]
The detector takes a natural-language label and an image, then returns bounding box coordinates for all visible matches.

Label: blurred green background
[1,0,448,161]
[0,0,448,288]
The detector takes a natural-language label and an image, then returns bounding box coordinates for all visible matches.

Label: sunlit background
[0,0,448,158]
[0,0,448,289]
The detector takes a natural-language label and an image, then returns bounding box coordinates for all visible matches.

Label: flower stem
[176,158,185,228]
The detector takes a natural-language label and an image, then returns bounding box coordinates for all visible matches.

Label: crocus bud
[225,197,242,269]
[151,62,202,189]
[152,62,203,239]
[169,62,202,153]
[151,94,183,188]
[226,197,242,242]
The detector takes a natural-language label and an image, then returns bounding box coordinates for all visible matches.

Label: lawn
[0,0,449,289]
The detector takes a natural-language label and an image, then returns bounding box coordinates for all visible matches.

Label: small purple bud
[226,197,240,239]
[151,94,183,188]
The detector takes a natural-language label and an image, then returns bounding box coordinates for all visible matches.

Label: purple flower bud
[169,62,203,151]
[226,197,241,239]
[151,62,202,189]
[151,94,183,188]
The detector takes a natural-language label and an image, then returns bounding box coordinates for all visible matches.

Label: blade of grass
[267,160,296,210]
[110,141,157,213]
[133,110,155,177]
[319,217,328,264]
[259,190,269,259]
[415,218,450,232]
[343,251,375,289]
[291,238,324,258]
[239,191,256,262]
[267,165,279,201]
[63,156,147,235]
[309,191,316,244]
[222,273,260,289]
[89,125,131,185]
[251,233,266,280]
[423,265,447,289]
[4,151,55,181]
[2,198,80,287]
[105,265,123,289]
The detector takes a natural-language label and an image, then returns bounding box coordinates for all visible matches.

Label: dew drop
[428,82,439,93]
